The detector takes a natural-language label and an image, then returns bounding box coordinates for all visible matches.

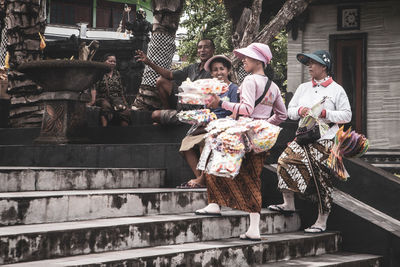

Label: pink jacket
[221,74,287,125]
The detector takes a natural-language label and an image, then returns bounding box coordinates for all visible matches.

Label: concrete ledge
[0,167,165,192]
[1,232,338,266]
[329,189,400,267]
[262,252,382,267]
[0,209,301,264]
[0,144,192,187]
[0,124,190,145]
[338,158,400,220]
[0,188,207,225]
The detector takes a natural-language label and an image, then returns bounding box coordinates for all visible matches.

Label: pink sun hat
[233,43,272,64]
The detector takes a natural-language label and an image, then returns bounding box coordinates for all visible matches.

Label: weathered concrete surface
[0,167,165,192]
[0,189,207,225]
[1,232,340,267]
[261,252,382,267]
[0,143,192,188]
[0,209,301,264]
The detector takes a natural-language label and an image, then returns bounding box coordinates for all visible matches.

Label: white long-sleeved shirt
[288,79,352,140]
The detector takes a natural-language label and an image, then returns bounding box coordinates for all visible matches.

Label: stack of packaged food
[177,78,229,105]
[177,109,217,125]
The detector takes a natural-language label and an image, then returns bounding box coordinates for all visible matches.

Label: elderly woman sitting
[88,53,130,127]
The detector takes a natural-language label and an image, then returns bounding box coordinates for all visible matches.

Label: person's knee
[156,77,172,95]
[152,110,161,123]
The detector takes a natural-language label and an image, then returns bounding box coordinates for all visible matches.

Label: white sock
[245,213,260,238]
[196,203,220,213]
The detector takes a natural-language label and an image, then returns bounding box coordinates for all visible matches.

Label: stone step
[0,144,192,187]
[0,167,166,192]
[260,252,382,266]
[0,209,301,264]
[0,188,207,225]
[1,232,339,266]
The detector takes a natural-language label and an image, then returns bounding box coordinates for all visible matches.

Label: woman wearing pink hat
[196,43,288,241]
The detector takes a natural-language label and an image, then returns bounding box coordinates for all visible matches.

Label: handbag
[295,122,321,145]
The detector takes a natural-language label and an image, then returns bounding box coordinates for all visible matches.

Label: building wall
[287,0,400,149]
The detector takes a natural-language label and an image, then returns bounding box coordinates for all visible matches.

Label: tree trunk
[5,0,46,127]
[132,0,184,110]
[226,0,312,83]
[255,0,312,44]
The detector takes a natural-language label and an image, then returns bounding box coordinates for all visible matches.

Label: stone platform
[0,120,395,266]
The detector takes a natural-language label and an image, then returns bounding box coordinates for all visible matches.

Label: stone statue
[78,40,99,61]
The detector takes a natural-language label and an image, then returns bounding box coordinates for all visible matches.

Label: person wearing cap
[135,38,214,125]
[177,55,239,189]
[268,50,352,233]
[196,43,287,241]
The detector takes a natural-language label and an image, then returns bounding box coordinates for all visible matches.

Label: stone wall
[287,0,400,149]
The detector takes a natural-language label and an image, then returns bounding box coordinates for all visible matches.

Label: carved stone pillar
[36,92,90,143]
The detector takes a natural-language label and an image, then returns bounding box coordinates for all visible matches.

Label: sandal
[267,204,295,214]
[304,226,326,233]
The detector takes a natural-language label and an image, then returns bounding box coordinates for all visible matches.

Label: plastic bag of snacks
[197,138,213,171]
[245,120,282,153]
[206,149,245,178]
[177,78,229,105]
[204,126,246,179]
[177,109,217,125]
[327,126,369,181]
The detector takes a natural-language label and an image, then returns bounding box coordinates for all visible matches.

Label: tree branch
[230,0,313,71]
[254,0,313,44]
[239,0,263,48]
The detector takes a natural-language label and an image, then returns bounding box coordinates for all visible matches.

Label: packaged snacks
[206,149,245,178]
[198,117,282,179]
[177,109,217,125]
[245,120,282,153]
[177,78,229,104]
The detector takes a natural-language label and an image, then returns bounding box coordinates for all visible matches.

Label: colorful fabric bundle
[177,78,229,104]
[327,126,369,180]
[177,109,217,125]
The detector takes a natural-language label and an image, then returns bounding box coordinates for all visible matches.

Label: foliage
[178,0,233,63]
[269,30,288,91]
[178,0,288,90]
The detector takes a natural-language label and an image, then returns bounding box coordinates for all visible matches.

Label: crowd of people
[91,37,352,240]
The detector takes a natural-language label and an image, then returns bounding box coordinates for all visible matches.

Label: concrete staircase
[0,167,382,266]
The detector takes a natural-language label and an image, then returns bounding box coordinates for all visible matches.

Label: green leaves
[178,0,233,63]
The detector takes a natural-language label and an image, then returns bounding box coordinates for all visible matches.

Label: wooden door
[330,34,367,134]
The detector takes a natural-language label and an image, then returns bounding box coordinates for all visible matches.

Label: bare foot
[187,175,206,187]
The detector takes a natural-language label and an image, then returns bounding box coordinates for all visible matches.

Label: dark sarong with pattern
[206,152,267,213]
[277,139,334,213]
[95,71,131,124]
